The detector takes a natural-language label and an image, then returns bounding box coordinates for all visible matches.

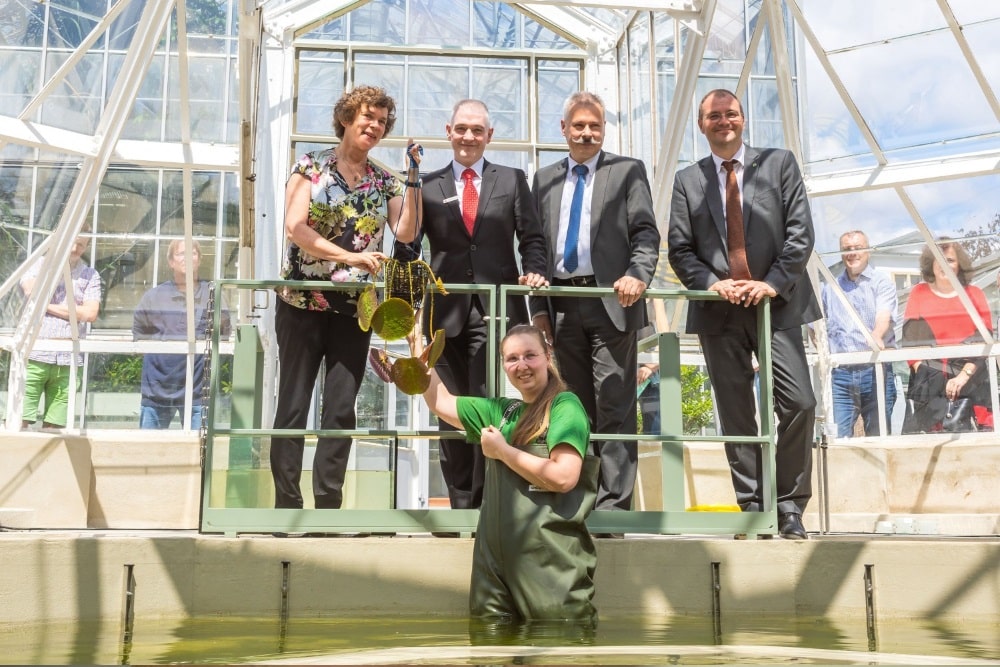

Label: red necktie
[722,159,751,281]
[461,168,478,235]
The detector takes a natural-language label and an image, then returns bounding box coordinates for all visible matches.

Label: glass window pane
[0,2,47,48]
[349,0,405,44]
[161,171,223,237]
[85,352,142,428]
[108,3,147,50]
[296,50,346,136]
[537,61,581,144]
[0,50,42,116]
[183,0,234,52]
[407,64,466,136]
[353,57,404,125]
[167,55,229,142]
[409,0,469,46]
[629,15,653,168]
[94,237,154,330]
[473,62,525,141]
[523,17,575,50]
[473,0,519,48]
[35,164,88,232]
[123,53,165,141]
[41,51,104,134]
[827,32,998,151]
[47,1,106,50]
[222,172,240,239]
[219,239,239,279]
[703,0,746,73]
[301,16,346,40]
[98,169,159,236]
[0,221,30,330]
[750,78,785,150]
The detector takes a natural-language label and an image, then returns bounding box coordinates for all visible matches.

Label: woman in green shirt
[413,324,597,621]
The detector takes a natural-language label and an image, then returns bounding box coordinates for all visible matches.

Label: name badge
[442,195,459,204]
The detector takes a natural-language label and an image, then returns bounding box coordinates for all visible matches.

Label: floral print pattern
[277,148,404,312]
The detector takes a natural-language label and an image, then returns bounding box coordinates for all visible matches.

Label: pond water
[2,614,997,665]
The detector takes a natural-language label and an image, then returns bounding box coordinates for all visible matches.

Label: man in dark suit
[531,91,660,515]
[667,88,819,539]
[404,98,548,509]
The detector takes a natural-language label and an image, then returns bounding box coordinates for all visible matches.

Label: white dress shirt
[555,152,601,277]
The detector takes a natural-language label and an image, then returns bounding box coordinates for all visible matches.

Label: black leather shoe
[778,513,808,540]
[592,533,625,539]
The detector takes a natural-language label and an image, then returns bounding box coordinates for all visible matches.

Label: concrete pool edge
[1,530,997,627]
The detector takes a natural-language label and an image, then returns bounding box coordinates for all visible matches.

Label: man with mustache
[530,91,660,526]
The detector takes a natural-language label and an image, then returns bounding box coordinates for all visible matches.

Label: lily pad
[368,348,393,383]
[391,357,431,395]
[423,329,446,368]
[357,284,378,331]
[371,297,415,340]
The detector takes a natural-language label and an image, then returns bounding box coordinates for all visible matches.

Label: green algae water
[0,614,996,665]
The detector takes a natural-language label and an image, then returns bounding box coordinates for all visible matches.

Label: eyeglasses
[703,110,742,123]
[503,352,545,367]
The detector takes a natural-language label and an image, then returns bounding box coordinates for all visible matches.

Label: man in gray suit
[667,88,819,539]
[400,99,548,510]
[531,91,660,517]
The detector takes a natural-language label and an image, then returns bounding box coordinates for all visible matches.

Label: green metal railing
[201,279,776,538]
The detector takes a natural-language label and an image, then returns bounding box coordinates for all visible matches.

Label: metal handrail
[201,278,779,538]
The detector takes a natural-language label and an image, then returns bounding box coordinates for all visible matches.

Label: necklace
[336,149,366,187]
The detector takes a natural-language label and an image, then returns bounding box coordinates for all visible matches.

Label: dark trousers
[552,295,637,511]
[271,299,372,509]
[699,309,815,515]
[435,298,489,509]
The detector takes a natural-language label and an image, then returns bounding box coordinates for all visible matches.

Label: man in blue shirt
[822,230,898,437]
[133,240,230,429]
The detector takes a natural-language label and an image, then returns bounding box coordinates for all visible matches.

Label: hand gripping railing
[199,279,777,538]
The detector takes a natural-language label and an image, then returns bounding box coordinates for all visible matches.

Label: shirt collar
[568,151,601,180]
[710,144,747,173]
[841,262,876,284]
[452,158,485,180]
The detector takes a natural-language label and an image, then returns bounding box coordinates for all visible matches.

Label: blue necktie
[564,164,588,273]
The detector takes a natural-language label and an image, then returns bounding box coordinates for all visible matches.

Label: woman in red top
[901,240,992,433]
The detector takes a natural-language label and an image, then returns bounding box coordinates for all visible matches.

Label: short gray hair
[562,91,605,122]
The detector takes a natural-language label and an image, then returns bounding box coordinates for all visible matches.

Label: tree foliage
[957,213,1000,261]
[681,366,714,435]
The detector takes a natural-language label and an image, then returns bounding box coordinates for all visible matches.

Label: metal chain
[198,283,216,469]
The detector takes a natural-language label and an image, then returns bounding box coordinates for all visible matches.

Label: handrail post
[658,331,685,511]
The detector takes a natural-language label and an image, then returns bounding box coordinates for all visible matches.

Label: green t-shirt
[456,392,590,458]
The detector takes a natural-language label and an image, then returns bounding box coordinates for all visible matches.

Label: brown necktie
[461,168,478,235]
[722,159,751,280]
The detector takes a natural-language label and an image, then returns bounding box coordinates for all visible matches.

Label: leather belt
[552,275,597,287]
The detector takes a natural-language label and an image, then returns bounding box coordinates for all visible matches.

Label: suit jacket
[407,160,547,337]
[531,151,660,332]
[667,145,820,333]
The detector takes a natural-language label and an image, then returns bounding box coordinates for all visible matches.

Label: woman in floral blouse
[272,85,422,512]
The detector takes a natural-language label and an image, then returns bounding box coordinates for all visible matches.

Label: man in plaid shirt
[19,233,102,429]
